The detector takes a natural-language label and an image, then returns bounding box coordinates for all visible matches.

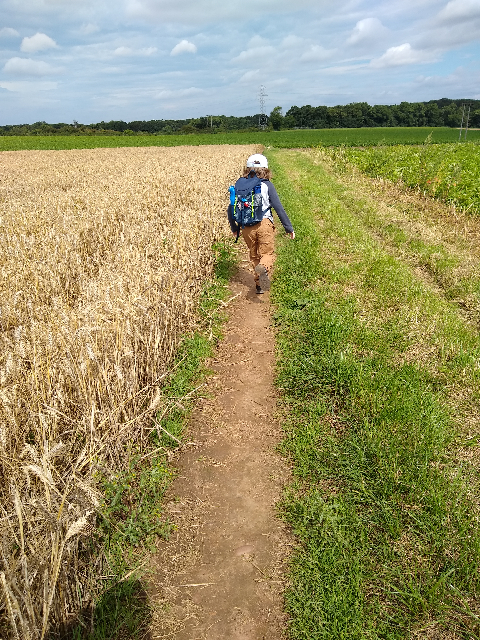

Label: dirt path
[149,261,291,640]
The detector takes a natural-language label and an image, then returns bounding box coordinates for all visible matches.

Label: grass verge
[66,241,237,640]
[269,149,480,638]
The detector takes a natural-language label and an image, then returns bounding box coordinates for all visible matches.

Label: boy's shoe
[256,285,264,294]
[255,264,271,291]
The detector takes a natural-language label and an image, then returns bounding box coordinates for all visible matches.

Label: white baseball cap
[246,153,268,168]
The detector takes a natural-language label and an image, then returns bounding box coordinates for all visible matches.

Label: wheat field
[0,144,258,639]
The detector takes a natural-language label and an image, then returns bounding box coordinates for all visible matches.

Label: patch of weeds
[67,578,150,640]
[154,332,213,448]
[99,455,173,548]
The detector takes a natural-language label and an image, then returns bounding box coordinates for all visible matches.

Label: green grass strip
[2,127,480,152]
[269,149,480,638]
[70,241,237,639]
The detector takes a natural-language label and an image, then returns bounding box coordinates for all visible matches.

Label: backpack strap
[261,179,272,217]
[234,191,241,243]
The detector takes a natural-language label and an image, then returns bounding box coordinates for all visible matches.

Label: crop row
[330,141,480,214]
[1,127,480,152]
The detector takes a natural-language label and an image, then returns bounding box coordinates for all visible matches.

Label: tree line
[0,99,478,135]
[280,99,480,130]
[0,115,262,136]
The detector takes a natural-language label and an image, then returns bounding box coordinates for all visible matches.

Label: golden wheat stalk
[0,143,261,638]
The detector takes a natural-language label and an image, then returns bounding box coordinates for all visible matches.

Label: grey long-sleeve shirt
[228,180,294,234]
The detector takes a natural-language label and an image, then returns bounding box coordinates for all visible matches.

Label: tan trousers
[242,218,275,285]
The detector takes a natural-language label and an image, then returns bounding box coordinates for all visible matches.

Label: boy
[228,154,295,294]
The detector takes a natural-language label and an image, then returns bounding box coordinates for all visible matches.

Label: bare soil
[149,261,291,640]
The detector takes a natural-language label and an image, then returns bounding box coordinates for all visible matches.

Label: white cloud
[417,22,480,49]
[0,27,20,38]
[0,80,58,92]
[417,0,480,48]
[126,0,329,24]
[114,46,157,56]
[3,57,62,76]
[246,35,268,48]
[300,45,334,62]
[269,77,288,87]
[413,64,480,94]
[281,35,304,48]
[238,69,261,83]
[154,86,204,99]
[232,45,276,63]
[232,34,325,70]
[79,23,100,35]
[170,40,197,55]
[69,42,116,61]
[91,84,205,107]
[347,18,389,46]
[21,33,58,53]
[114,46,134,56]
[322,63,368,75]
[437,0,480,23]
[371,43,439,68]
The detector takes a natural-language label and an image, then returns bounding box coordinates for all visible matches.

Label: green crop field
[1,127,479,152]
[329,141,480,214]
[271,148,480,638]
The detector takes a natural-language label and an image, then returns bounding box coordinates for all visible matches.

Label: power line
[464,103,471,140]
[459,102,472,141]
[459,104,465,141]
[258,85,268,130]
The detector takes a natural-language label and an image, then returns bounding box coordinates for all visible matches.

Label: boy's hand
[287,231,295,239]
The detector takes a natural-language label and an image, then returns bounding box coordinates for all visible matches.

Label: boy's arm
[267,182,294,234]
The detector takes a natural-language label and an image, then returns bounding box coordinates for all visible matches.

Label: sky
[0,0,479,125]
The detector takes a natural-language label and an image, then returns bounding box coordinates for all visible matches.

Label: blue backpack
[229,175,271,242]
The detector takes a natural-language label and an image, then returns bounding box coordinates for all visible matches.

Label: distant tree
[471,109,480,128]
[285,106,301,127]
[99,120,128,132]
[181,123,197,134]
[312,105,328,128]
[370,105,394,127]
[327,106,343,128]
[340,103,371,128]
[269,106,284,131]
[424,103,443,126]
[299,105,316,128]
[393,102,419,127]
[442,104,461,127]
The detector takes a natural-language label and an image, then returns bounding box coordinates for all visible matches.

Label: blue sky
[0,0,479,125]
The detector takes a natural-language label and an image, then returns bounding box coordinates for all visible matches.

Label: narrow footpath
[149,261,291,640]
